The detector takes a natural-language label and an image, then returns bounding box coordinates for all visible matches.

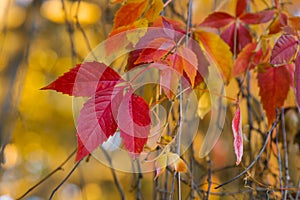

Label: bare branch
[49,160,81,200]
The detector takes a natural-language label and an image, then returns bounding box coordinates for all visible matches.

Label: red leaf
[75,87,124,161]
[118,93,151,154]
[257,64,293,124]
[134,38,176,65]
[240,10,275,24]
[41,62,123,97]
[295,52,300,112]
[236,0,247,17]
[232,104,243,165]
[270,34,298,66]
[199,12,234,28]
[234,43,262,76]
[75,134,90,161]
[221,23,252,54]
[112,0,148,30]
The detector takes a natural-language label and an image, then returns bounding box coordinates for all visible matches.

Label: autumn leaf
[295,52,300,112]
[270,34,298,66]
[269,12,288,35]
[235,0,247,17]
[199,12,234,28]
[220,23,252,55]
[134,37,176,64]
[257,64,293,124]
[144,0,164,23]
[288,16,300,30]
[41,62,123,97]
[154,152,187,179]
[232,103,243,165]
[160,67,180,99]
[233,42,269,76]
[118,92,151,154]
[174,46,198,87]
[76,86,124,161]
[112,0,148,30]
[199,0,274,54]
[194,30,233,83]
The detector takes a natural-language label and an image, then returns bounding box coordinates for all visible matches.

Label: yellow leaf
[144,0,164,23]
[154,153,167,179]
[197,92,211,119]
[126,19,148,46]
[194,30,233,84]
[166,153,187,173]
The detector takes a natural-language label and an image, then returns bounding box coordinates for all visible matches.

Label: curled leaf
[232,104,243,165]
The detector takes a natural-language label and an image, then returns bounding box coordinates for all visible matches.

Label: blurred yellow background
[0,0,300,199]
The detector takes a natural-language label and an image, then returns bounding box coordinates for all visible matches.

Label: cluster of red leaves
[42,62,151,161]
[42,0,300,166]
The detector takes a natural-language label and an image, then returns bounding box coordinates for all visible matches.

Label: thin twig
[60,0,77,65]
[215,115,280,189]
[275,121,284,198]
[281,108,290,200]
[16,149,77,200]
[189,145,195,200]
[206,157,212,200]
[49,160,81,200]
[100,147,125,200]
[296,178,300,200]
[137,160,143,200]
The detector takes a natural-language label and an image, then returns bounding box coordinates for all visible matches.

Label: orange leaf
[289,16,300,30]
[194,30,233,83]
[233,43,265,76]
[174,46,198,87]
[257,64,293,125]
[113,0,148,30]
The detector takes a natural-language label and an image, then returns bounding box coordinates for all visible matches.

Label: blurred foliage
[0,0,300,199]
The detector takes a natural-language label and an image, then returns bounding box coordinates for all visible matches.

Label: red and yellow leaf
[257,64,293,125]
[154,152,187,179]
[270,34,298,66]
[112,0,148,30]
[134,37,176,64]
[194,30,233,83]
[174,46,198,87]
[269,12,288,34]
[232,104,243,165]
